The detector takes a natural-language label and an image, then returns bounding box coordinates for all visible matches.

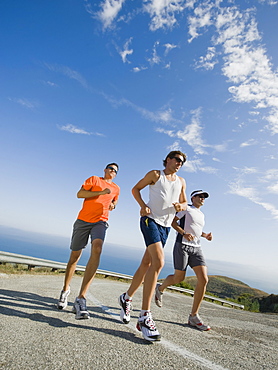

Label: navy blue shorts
[140,216,170,248]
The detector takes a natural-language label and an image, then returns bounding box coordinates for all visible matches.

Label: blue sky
[1,0,278,294]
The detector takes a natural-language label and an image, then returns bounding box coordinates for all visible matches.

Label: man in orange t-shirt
[57,163,120,319]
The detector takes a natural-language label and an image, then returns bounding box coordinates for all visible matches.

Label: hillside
[184,275,268,300]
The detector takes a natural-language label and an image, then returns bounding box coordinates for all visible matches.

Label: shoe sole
[57,304,67,310]
[188,321,211,331]
[75,314,90,320]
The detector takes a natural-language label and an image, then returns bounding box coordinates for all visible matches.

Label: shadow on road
[0,289,151,345]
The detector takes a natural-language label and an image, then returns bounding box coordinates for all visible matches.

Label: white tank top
[147,170,182,227]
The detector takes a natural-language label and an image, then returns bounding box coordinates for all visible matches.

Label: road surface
[0,274,277,369]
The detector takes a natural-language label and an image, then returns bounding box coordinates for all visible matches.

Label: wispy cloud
[229,167,278,220]
[147,41,161,66]
[8,97,38,109]
[100,92,180,124]
[156,107,227,155]
[42,80,59,87]
[164,43,178,55]
[240,139,259,148]
[229,178,278,219]
[117,37,133,63]
[58,124,104,136]
[44,63,90,89]
[187,3,278,134]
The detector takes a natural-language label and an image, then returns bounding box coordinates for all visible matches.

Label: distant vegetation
[176,275,278,313]
[1,263,277,313]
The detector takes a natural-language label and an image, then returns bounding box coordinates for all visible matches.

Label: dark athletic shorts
[173,241,206,271]
[140,216,170,248]
[70,219,109,251]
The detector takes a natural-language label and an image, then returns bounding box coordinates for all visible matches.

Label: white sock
[140,310,150,317]
[125,292,132,300]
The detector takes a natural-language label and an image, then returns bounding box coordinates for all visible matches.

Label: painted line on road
[87,293,227,370]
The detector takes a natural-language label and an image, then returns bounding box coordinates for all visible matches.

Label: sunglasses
[196,195,205,199]
[172,156,184,165]
[107,166,118,174]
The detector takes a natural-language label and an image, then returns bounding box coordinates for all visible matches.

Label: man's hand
[184,233,194,242]
[173,202,183,212]
[109,202,116,211]
[205,232,213,241]
[140,205,151,217]
[101,188,111,195]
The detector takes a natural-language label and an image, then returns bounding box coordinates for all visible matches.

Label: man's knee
[91,240,103,256]
[152,257,164,271]
[173,271,185,284]
[68,250,82,264]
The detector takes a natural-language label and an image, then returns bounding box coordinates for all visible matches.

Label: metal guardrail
[0,251,244,309]
[0,251,133,280]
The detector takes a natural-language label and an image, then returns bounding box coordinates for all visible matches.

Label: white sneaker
[136,312,161,341]
[72,297,90,320]
[155,283,163,308]
[118,293,132,324]
[57,288,70,310]
[188,314,210,331]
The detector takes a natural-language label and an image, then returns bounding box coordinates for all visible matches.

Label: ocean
[0,234,176,278]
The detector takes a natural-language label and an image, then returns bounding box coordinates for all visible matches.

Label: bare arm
[171,215,194,242]
[172,177,187,212]
[132,170,160,217]
[77,186,111,199]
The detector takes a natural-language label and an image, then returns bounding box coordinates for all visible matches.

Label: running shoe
[119,293,132,324]
[188,314,210,331]
[155,283,163,308]
[57,288,70,310]
[136,312,161,342]
[72,297,90,320]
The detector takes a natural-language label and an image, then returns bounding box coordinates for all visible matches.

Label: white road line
[87,293,228,370]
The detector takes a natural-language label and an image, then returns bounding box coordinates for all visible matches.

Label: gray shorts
[173,242,206,271]
[70,219,109,251]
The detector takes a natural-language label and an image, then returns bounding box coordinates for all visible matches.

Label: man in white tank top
[118,151,187,341]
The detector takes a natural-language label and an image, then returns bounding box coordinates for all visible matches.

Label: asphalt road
[0,273,277,370]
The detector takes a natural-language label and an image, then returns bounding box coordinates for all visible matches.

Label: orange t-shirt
[77,176,120,223]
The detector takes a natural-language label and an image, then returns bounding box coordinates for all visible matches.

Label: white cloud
[240,139,258,148]
[117,37,133,63]
[95,0,126,30]
[58,124,104,136]
[156,107,227,155]
[229,168,278,220]
[143,0,187,31]
[8,97,38,109]
[182,158,217,174]
[147,41,161,65]
[185,3,278,134]
[43,80,59,87]
[195,46,218,70]
[164,43,178,55]
[267,183,278,194]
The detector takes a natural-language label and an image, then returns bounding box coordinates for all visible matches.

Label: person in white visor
[155,190,213,331]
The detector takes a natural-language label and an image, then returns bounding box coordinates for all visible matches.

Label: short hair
[163,151,187,167]
[105,163,119,171]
